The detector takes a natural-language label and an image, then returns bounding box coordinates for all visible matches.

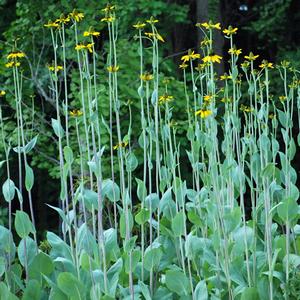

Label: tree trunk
[196,0,208,47]
[196,0,224,77]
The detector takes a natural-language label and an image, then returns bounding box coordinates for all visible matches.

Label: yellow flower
[221,97,232,103]
[85,43,94,53]
[259,60,274,69]
[195,63,208,71]
[7,51,25,59]
[146,16,159,25]
[162,78,170,85]
[200,38,212,47]
[113,141,128,150]
[279,95,287,102]
[280,60,290,68]
[48,65,63,72]
[44,20,60,28]
[288,80,300,89]
[144,32,153,38]
[268,113,276,119]
[126,99,133,106]
[107,65,120,72]
[70,109,83,117]
[133,22,146,30]
[83,30,100,37]
[0,90,6,97]
[69,10,84,22]
[195,109,212,118]
[156,33,165,43]
[75,43,94,53]
[241,61,250,69]
[101,16,115,22]
[179,63,188,69]
[144,32,165,42]
[181,50,200,63]
[223,26,238,36]
[203,95,213,102]
[244,52,259,61]
[5,61,20,68]
[159,94,173,105]
[220,73,232,80]
[56,15,70,24]
[202,54,222,64]
[228,48,242,56]
[75,44,85,51]
[140,73,153,81]
[240,104,253,113]
[196,21,221,30]
[101,4,116,13]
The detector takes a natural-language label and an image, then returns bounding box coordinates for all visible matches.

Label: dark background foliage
[0,0,299,236]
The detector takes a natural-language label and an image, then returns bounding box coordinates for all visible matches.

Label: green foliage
[248,0,294,47]
[0,1,300,300]
[14,210,35,238]
[0,0,188,180]
[165,269,191,296]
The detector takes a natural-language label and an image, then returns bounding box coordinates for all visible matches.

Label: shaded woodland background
[0,0,299,237]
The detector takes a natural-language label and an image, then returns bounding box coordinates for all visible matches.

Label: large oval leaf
[165,269,191,296]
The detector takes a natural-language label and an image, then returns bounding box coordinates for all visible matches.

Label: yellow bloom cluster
[101,16,116,22]
[5,51,25,68]
[100,4,116,23]
[83,30,100,37]
[181,50,200,63]
[113,141,128,150]
[200,38,212,47]
[48,65,63,72]
[202,54,222,64]
[44,21,60,28]
[107,65,120,73]
[268,113,276,119]
[195,63,209,71]
[195,109,212,118]
[279,95,287,102]
[288,79,300,89]
[179,63,188,69]
[196,21,221,30]
[159,94,173,105]
[0,90,6,97]
[101,4,116,13]
[259,60,274,69]
[221,97,232,103]
[75,43,94,53]
[70,109,83,117]
[228,48,242,56]
[44,11,83,29]
[5,61,20,68]
[140,73,153,81]
[244,52,259,61]
[69,10,84,22]
[203,95,213,103]
[220,73,232,80]
[241,61,250,69]
[146,16,159,25]
[133,22,146,30]
[144,32,165,42]
[132,16,160,32]
[223,26,238,36]
[7,52,25,60]
[240,104,253,113]
[57,15,71,24]
[280,60,290,68]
